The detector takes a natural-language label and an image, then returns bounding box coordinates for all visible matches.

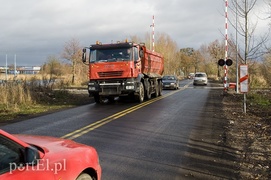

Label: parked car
[162,75,179,90]
[187,73,195,79]
[0,129,101,180]
[193,72,208,85]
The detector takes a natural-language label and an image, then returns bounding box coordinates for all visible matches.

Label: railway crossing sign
[240,65,249,93]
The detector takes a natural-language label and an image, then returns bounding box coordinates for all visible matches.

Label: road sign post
[240,64,249,114]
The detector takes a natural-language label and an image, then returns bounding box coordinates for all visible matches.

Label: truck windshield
[90,48,132,63]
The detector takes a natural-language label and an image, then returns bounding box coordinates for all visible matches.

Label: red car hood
[14,134,91,156]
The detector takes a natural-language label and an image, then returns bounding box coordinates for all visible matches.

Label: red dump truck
[82,41,164,103]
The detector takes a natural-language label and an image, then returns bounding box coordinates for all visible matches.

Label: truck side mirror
[82,48,86,63]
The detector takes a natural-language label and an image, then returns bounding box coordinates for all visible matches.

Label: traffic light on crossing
[217,59,233,66]
[218,59,225,66]
[226,59,233,66]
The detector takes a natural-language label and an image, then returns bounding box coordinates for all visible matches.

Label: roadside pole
[149,15,155,52]
[152,15,155,52]
[235,0,239,93]
[224,0,228,93]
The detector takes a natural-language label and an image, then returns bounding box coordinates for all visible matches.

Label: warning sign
[240,65,249,93]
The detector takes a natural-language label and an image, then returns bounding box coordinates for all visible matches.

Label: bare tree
[152,32,179,75]
[40,55,68,88]
[179,50,192,76]
[230,0,269,64]
[43,55,63,81]
[62,38,82,85]
[179,47,210,76]
[130,33,181,76]
[207,40,225,77]
[179,48,196,74]
[267,0,271,22]
[130,35,143,45]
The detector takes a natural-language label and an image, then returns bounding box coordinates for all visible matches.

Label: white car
[193,72,208,85]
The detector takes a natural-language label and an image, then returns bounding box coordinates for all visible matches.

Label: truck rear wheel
[158,81,162,96]
[145,81,152,100]
[153,81,159,97]
[136,82,144,103]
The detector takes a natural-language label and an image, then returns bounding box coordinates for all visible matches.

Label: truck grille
[98,71,123,78]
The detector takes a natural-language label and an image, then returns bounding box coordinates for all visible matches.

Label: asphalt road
[1,79,238,180]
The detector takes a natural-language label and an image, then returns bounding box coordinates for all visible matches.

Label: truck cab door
[133,47,141,74]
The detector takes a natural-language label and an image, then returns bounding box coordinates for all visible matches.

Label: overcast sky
[0,0,268,66]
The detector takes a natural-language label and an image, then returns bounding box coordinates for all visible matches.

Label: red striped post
[224,0,228,92]
[152,15,155,52]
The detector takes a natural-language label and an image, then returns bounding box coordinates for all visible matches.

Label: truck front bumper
[88,79,139,96]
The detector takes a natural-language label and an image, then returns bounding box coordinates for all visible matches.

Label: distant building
[0,67,8,74]
[17,66,41,74]
[0,66,41,74]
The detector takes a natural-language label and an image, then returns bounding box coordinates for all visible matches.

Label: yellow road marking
[61,87,186,140]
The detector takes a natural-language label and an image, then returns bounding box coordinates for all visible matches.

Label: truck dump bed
[140,46,164,77]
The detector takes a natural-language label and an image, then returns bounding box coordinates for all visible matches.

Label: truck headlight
[125,81,134,90]
[126,86,134,90]
[88,87,96,90]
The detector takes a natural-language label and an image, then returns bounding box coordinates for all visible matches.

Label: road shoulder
[182,88,240,179]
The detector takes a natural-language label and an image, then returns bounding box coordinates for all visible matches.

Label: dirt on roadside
[222,90,271,179]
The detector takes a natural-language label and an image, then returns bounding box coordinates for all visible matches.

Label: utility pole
[5,54,8,81]
[14,54,17,78]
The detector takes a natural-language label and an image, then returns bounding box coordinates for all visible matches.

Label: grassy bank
[0,82,91,122]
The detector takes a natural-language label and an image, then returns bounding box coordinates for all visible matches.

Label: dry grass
[0,74,90,122]
[0,83,33,111]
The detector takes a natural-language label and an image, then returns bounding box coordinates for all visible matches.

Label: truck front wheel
[136,82,144,103]
[145,81,152,100]
[93,94,100,103]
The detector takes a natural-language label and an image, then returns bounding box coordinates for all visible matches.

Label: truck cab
[82,41,164,103]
